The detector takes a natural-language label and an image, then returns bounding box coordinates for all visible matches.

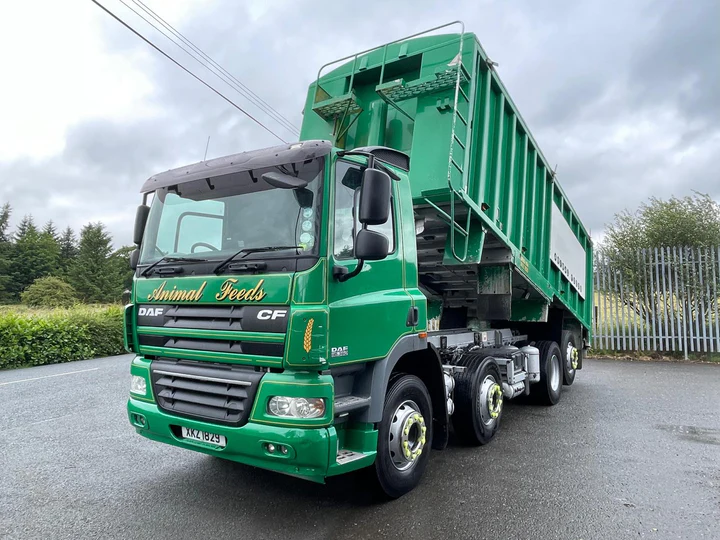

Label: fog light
[267,397,325,419]
[266,443,276,453]
[280,445,288,455]
[130,375,147,396]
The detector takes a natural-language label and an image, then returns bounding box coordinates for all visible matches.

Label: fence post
[677,247,689,360]
[665,247,676,351]
[642,249,651,351]
[698,247,708,354]
[659,247,669,350]
[710,246,720,351]
[702,247,713,353]
[600,256,612,350]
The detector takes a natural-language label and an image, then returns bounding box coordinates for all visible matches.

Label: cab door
[327,159,413,366]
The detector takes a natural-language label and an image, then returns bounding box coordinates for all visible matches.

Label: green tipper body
[301,31,592,328]
[126,28,592,485]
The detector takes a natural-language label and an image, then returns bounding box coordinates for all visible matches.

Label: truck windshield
[139,158,324,265]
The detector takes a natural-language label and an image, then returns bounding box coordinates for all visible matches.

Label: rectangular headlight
[130,375,147,396]
[267,396,325,419]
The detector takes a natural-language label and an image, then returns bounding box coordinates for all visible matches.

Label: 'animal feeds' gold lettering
[215,278,267,302]
[147,281,207,302]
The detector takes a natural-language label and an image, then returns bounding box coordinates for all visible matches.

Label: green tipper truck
[125,23,593,497]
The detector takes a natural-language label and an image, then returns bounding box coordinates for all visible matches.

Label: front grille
[137,304,289,360]
[150,359,264,426]
[164,305,246,330]
[138,335,284,357]
[141,304,289,333]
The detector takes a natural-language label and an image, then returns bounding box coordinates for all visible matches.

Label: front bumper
[128,398,335,482]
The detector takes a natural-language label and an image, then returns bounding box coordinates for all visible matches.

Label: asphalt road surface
[1,356,719,540]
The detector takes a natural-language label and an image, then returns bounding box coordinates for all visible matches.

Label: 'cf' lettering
[257,309,287,320]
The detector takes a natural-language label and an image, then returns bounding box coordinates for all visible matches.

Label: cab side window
[334,161,394,259]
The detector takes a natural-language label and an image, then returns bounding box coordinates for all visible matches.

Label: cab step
[334,395,371,417]
[336,449,367,465]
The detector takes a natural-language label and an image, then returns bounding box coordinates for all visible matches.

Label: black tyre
[452,354,503,446]
[530,340,563,405]
[561,330,580,386]
[373,374,433,498]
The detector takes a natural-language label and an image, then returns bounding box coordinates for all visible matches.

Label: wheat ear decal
[303,318,314,353]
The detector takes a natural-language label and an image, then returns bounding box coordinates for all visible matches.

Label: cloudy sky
[1,0,718,246]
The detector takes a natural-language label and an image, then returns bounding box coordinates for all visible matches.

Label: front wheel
[373,374,433,498]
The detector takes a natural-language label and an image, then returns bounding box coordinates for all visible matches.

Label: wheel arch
[355,336,449,450]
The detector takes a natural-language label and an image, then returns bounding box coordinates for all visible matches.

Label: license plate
[181,426,227,447]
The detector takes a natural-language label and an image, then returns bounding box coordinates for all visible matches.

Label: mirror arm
[333,259,364,282]
[335,150,400,181]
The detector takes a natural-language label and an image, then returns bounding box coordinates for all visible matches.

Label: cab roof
[140,140,332,193]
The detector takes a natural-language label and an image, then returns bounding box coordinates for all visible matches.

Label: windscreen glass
[139,158,324,264]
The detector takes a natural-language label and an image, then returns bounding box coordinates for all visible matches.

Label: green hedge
[0,305,125,370]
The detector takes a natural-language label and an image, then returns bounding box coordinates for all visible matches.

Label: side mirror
[129,248,140,270]
[355,229,389,260]
[358,169,390,225]
[133,205,150,246]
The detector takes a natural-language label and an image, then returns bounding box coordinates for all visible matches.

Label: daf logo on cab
[138,307,164,317]
[256,309,287,320]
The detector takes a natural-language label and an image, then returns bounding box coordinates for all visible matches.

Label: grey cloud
[631,0,720,125]
[64,119,176,178]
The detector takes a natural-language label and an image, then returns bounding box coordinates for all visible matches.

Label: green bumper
[128,398,335,482]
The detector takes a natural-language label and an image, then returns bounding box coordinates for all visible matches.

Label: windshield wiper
[213,246,302,275]
[141,256,208,277]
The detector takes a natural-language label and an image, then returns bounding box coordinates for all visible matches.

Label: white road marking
[30,414,73,425]
[0,367,100,386]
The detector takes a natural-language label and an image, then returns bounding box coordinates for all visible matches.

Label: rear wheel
[530,341,563,405]
[373,374,433,498]
[561,330,580,386]
[452,354,503,445]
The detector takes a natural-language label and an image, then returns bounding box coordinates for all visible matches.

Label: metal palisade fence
[593,247,720,357]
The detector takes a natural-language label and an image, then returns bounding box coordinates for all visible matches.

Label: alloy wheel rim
[388,400,426,471]
[478,374,502,426]
[566,341,578,371]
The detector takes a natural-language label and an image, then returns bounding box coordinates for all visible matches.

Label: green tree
[58,226,78,276]
[603,192,720,265]
[42,220,59,242]
[69,223,118,302]
[0,203,12,300]
[109,245,135,294]
[601,192,720,338]
[21,276,78,308]
[0,203,11,243]
[10,215,57,296]
[39,221,60,275]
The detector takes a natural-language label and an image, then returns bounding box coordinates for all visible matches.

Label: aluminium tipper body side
[300,31,592,331]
